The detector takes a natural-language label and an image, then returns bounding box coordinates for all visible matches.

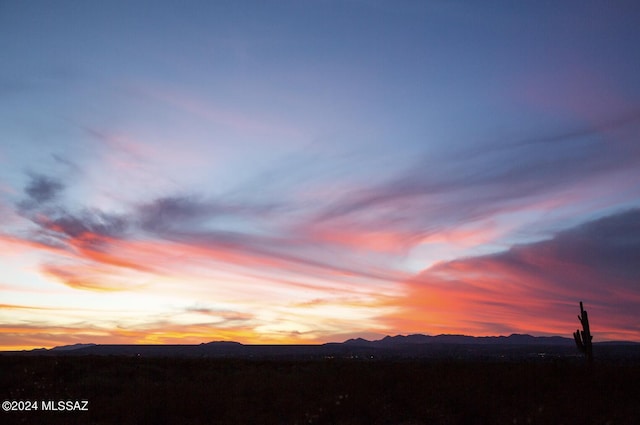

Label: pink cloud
[385,210,640,341]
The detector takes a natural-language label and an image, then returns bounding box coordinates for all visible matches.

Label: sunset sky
[1,1,640,350]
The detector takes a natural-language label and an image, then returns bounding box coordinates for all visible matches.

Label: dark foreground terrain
[1,356,639,425]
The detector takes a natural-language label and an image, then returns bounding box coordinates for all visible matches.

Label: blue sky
[1,1,639,349]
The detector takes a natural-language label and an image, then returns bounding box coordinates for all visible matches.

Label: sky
[1,1,640,350]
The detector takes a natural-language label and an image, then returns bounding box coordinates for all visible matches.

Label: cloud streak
[317,112,640,227]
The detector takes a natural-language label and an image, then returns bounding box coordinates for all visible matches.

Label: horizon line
[6,332,640,352]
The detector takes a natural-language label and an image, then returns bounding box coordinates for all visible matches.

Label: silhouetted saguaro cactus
[573,301,593,364]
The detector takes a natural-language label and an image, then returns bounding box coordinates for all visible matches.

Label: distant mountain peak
[51,343,97,351]
[202,341,243,346]
[343,337,373,346]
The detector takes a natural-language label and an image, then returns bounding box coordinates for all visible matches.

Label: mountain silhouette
[343,333,574,347]
[5,333,638,360]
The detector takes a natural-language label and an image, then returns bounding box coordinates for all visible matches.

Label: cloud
[13,179,404,295]
[17,173,127,254]
[43,209,128,240]
[23,173,64,204]
[500,209,640,287]
[51,153,82,174]
[300,110,640,258]
[22,208,130,260]
[11,175,152,290]
[139,196,211,232]
[184,304,254,325]
[40,262,150,291]
[137,195,275,234]
[146,227,405,284]
[135,194,405,284]
[387,209,640,340]
[21,111,638,294]
[15,173,128,248]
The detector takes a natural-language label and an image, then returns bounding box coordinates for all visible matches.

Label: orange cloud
[301,222,414,254]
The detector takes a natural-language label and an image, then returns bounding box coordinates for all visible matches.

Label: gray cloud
[138,196,221,233]
[21,204,128,251]
[45,209,128,240]
[498,209,640,287]
[23,173,65,204]
[138,195,276,234]
[184,305,254,325]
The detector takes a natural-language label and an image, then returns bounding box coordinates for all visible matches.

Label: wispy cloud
[295,111,640,263]
[10,171,405,295]
[320,111,640,221]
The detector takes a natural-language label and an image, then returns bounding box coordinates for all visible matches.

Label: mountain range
[5,333,638,360]
[340,333,574,346]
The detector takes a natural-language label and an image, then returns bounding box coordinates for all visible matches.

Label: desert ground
[2,355,639,424]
